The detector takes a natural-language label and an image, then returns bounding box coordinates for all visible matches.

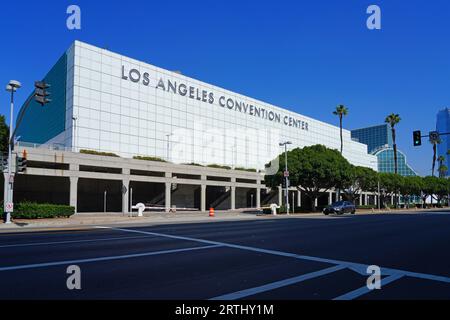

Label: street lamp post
[378,178,381,211]
[104,190,107,213]
[279,141,292,215]
[370,160,381,211]
[4,80,21,224]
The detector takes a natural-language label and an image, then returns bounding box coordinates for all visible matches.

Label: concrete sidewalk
[0,207,448,233]
[0,210,269,232]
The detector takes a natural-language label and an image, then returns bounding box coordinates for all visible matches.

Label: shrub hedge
[80,149,120,157]
[185,162,204,167]
[234,167,257,172]
[12,202,75,219]
[133,155,166,162]
[207,164,232,170]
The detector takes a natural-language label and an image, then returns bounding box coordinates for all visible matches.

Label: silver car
[323,201,356,215]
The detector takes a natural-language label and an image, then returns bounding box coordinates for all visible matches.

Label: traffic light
[34,81,51,106]
[16,155,27,173]
[413,130,422,146]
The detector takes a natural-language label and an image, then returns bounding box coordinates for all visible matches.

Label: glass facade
[16,53,67,144]
[373,147,417,176]
[436,108,450,176]
[351,124,417,176]
[351,124,393,153]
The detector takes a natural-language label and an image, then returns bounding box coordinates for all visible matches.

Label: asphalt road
[1,211,450,300]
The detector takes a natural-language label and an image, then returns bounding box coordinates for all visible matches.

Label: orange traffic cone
[209,207,215,217]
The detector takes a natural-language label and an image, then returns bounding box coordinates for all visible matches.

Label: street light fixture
[4,80,21,224]
[279,141,292,215]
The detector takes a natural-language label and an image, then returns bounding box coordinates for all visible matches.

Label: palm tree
[438,164,448,178]
[333,105,348,154]
[438,155,446,178]
[384,114,401,175]
[431,138,441,176]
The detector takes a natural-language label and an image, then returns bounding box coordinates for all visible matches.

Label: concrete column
[69,176,78,213]
[359,194,363,206]
[122,179,130,214]
[256,186,261,209]
[328,191,332,205]
[231,186,236,210]
[315,198,318,207]
[374,194,378,205]
[201,184,206,212]
[391,195,394,205]
[297,190,301,207]
[278,185,283,206]
[165,182,171,213]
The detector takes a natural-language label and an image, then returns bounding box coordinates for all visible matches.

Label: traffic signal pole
[3,80,50,223]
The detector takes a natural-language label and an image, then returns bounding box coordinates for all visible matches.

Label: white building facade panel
[57,41,377,171]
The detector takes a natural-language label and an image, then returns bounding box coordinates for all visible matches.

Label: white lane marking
[102,226,450,285]
[210,265,346,300]
[0,244,221,272]
[0,235,153,249]
[333,274,404,300]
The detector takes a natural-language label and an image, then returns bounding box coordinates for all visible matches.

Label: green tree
[341,166,378,203]
[421,176,439,208]
[379,173,403,208]
[0,115,9,153]
[384,114,401,175]
[400,176,423,208]
[265,145,352,212]
[333,105,348,154]
[434,177,449,206]
[439,165,448,179]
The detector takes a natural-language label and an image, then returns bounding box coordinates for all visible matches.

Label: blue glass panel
[16,53,67,144]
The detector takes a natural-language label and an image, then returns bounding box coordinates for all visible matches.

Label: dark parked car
[323,201,356,215]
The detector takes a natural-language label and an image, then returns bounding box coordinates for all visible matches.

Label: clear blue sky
[1,0,449,176]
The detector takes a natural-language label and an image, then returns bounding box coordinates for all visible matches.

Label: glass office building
[372,148,416,176]
[352,124,417,176]
[436,108,450,176]
[351,124,393,154]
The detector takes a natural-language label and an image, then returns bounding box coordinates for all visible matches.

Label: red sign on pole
[5,202,13,213]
